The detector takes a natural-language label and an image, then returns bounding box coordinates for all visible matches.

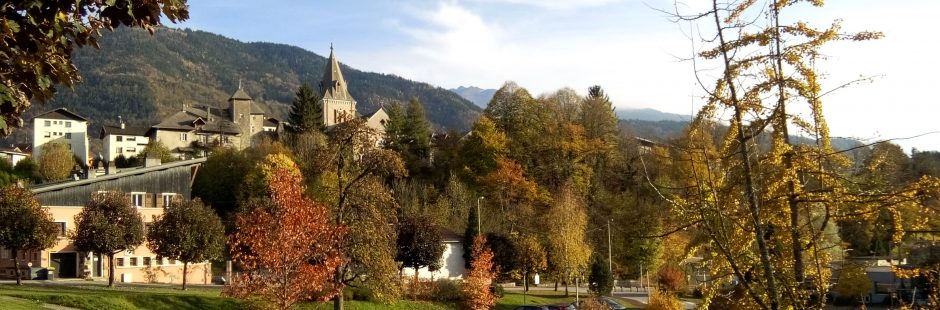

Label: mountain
[616,108,691,122]
[33,27,481,132]
[450,86,497,108]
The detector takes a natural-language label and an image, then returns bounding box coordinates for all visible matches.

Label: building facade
[100,117,151,162]
[0,158,211,284]
[31,108,90,165]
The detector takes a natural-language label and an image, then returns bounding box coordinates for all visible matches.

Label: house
[400,230,467,280]
[150,88,273,158]
[31,108,90,165]
[100,117,151,163]
[0,145,30,166]
[0,158,210,284]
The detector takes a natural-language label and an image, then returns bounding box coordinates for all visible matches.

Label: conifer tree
[288,83,323,133]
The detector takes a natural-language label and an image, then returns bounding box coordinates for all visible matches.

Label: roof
[263,118,279,127]
[152,105,241,135]
[34,108,89,122]
[250,102,265,114]
[32,157,207,194]
[319,47,355,101]
[362,107,385,119]
[229,88,252,101]
[0,145,28,156]
[100,124,150,138]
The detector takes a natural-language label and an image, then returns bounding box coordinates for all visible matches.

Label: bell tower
[319,45,357,127]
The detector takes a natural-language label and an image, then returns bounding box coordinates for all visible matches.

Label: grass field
[0,281,646,309]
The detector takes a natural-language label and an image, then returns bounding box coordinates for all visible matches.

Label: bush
[834,262,871,305]
[433,279,462,302]
[657,264,687,293]
[490,283,504,298]
[648,289,683,310]
[579,297,609,310]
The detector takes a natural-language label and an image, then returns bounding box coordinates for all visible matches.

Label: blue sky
[176,0,940,151]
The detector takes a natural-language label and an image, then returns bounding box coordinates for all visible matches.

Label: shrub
[835,262,871,305]
[433,279,462,302]
[579,297,609,310]
[648,289,683,310]
[657,264,687,293]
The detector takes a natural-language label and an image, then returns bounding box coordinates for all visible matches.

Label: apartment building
[100,117,151,162]
[31,108,90,165]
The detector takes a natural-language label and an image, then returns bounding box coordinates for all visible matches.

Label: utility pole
[476,196,484,234]
[608,219,613,273]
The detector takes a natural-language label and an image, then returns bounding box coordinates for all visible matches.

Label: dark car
[513,306,549,310]
[546,304,576,310]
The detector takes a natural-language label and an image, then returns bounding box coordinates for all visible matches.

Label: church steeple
[319,45,353,101]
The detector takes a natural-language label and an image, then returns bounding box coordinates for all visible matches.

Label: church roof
[319,46,355,101]
[229,88,252,101]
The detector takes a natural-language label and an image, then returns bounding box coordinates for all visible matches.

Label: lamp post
[608,219,613,273]
[476,196,484,234]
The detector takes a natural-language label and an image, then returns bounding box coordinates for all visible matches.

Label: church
[102,46,389,160]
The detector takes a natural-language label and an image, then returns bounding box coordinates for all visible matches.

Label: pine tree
[403,97,432,168]
[287,83,323,133]
[463,204,480,269]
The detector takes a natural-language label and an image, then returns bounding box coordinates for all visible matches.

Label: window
[132,193,144,208]
[65,121,71,128]
[116,136,123,142]
[44,120,50,127]
[156,256,164,266]
[180,133,188,141]
[55,222,66,237]
[162,193,176,207]
[126,147,136,153]
[64,133,71,139]
[116,258,125,267]
[127,137,136,142]
[130,257,138,267]
[143,257,152,266]
[43,132,50,138]
[116,147,123,154]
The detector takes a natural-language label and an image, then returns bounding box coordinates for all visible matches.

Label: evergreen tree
[287,83,323,133]
[463,204,480,269]
[588,255,613,296]
[403,97,432,171]
[383,102,405,151]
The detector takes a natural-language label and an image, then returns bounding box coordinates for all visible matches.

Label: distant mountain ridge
[449,86,496,108]
[616,108,691,122]
[33,27,481,132]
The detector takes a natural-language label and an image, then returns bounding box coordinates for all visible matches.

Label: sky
[176,0,940,152]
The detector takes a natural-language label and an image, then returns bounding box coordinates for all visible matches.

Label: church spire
[319,45,353,101]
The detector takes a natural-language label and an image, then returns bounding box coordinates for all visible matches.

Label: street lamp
[476,196,484,234]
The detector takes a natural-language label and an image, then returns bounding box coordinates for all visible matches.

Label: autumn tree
[138,140,175,163]
[461,235,496,310]
[192,147,250,222]
[517,233,547,292]
[287,83,324,134]
[38,142,74,181]
[545,184,592,296]
[395,214,445,284]
[71,191,144,287]
[0,185,58,285]
[147,198,225,290]
[309,118,406,309]
[224,154,344,309]
[0,0,188,134]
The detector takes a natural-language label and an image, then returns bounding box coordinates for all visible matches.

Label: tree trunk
[414,269,420,300]
[554,279,558,291]
[108,253,116,287]
[333,294,344,310]
[182,262,189,290]
[524,271,529,292]
[12,249,21,285]
[564,277,569,297]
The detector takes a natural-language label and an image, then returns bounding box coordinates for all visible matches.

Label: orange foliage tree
[224,155,345,309]
[461,235,496,310]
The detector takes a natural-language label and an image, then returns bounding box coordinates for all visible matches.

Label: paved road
[504,283,698,309]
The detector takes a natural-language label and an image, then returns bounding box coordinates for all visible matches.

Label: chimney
[205,105,212,122]
[118,116,125,129]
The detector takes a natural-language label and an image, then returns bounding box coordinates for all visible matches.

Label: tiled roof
[229,88,252,101]
[263,118,279,127]
[319,47,355,101]
[101,125,150,138]
[152,106,241,135]
[34,108,89,122]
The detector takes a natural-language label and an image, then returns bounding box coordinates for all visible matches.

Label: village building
[100,117,151,162]
[0,145,30,166]
[400,231,467,280]
[0,158,210,284]
[31,108,90,165]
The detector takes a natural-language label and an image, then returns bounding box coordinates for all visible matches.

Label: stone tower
[228,85,253,148]
[319,46,356,127]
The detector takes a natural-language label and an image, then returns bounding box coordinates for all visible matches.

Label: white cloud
[469,0,622,10]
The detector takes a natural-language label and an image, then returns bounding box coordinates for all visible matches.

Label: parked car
[546,304,576,310]
[513,306,549,310]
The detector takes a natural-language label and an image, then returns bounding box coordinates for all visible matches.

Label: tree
[139,140,175,163]
[38,142,74,181]
[517,234,547,292]
[13,158,39,183]
[463,202,480,269]
[287,83,324,133]
[395,214,445,288]
[0,0,188,134]
[402,97,432,173]
[460,235,496,310]
[71,191,145,287]
[485,232,519,280]
[224,154,344,309]
[147,198,225,290]
[545,184,592,297]
[834,263,872,305]
[0,185,58,285]
[588,255,613,296]
[192,147,249,223]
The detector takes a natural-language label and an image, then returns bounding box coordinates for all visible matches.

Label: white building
[100,118,151,163]
[32,108,90,165]
[0,145,29,166]
[401,231,466,280]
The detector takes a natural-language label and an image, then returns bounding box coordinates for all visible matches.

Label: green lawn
[0,296,47,310]
[497,290,644,310]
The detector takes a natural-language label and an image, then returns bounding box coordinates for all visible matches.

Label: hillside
[33,27,481,131]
